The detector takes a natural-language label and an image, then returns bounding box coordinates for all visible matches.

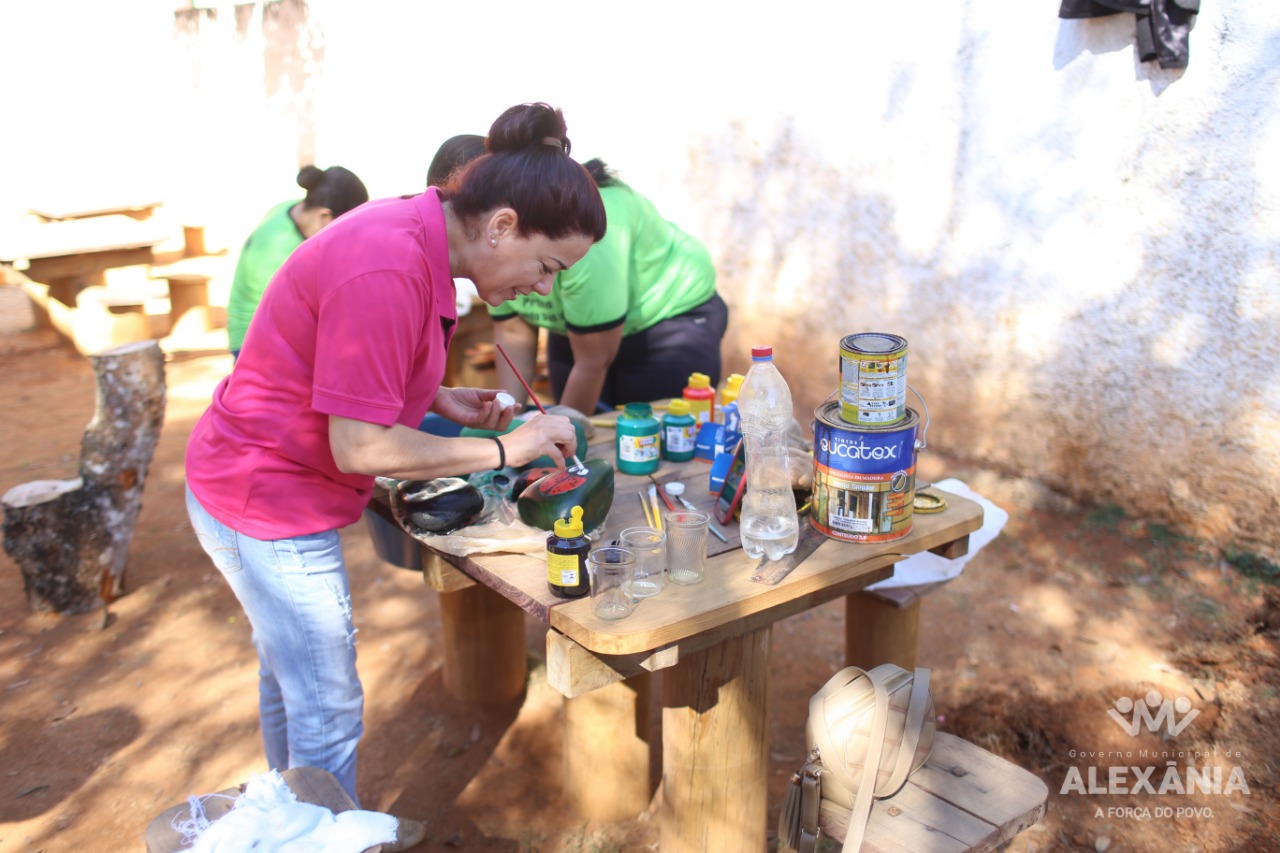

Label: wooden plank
[661,626,771,852]
[818,733,1049,853]
[930,533,970,560]
[551,549,900,656]
[906,733,1049,845]
[545,629,680,698]
[25,246,156,284]
[0,215,169,263]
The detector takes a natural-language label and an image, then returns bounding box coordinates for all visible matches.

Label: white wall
[3,1,1277,559]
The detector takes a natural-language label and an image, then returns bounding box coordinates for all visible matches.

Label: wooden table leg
[563,673,655,821]
[438,581,527,705]
[165,274,211,331]
[661,626,770,852]
[846,593,921,670]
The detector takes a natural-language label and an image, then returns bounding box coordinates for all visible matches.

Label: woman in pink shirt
[184,103,605,851]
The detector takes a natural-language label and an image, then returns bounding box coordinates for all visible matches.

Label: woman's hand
[431,387,519,431]
[501,412,578,470]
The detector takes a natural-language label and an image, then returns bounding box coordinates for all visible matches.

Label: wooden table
[28,195,164,222]
[375,421,983,852]
[0,214,170,311]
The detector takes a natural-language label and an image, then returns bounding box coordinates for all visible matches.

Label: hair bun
[296,165,325,191]
[487,102,570,156]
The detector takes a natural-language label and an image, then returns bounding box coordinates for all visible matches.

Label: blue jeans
[185,487,364,802]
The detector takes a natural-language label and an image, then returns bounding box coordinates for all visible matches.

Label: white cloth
[183,771,397,853]
[866,478,1009,590]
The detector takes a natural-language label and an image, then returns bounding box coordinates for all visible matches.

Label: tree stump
[3,340,166,613]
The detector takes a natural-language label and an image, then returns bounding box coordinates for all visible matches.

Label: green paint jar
[661,398,697,462]
[616,402,661,475]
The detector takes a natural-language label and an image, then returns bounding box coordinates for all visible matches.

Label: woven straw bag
[779,664,935,852]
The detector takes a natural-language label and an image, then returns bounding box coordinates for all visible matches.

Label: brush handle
[494,342,548,415]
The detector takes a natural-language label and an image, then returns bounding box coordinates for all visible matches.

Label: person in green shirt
[482,156,727,415]
[226,164,368,358]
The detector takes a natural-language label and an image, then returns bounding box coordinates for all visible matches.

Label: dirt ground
[1,283,1278,853]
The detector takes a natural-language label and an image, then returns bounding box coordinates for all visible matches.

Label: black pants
[547,293,729,412]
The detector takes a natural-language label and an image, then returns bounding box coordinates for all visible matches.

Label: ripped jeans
[185,486,364,801]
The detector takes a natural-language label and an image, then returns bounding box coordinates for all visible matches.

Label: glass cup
[619,526,667,598]
[587,546,637,620]
[665,510,711,585]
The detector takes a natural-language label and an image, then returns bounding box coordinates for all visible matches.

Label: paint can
[839,333,908,426]
[811,400,922,543]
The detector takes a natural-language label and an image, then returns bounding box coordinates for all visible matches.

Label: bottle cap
[751,346,773,360]
[663,482,686,496]
[623,402,653,419]
[667,399,692,416]
[724,373,745,391]
[687,373,711,389]
[553,506,585,538]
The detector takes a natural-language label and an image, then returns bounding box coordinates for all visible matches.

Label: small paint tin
[811,401,920,543]
[839,333,908,426]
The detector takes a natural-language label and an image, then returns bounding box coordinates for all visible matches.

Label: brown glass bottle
[547,506,591,599]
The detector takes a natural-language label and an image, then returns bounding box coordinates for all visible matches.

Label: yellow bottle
[720,373,745,413]
[682,373,715,425]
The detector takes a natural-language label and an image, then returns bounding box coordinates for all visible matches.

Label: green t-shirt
[488,182,716,335]
[226,200,305,351]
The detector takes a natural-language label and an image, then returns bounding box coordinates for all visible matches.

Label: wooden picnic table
[28,195,164,222]
[372,414,983,852]
[0,214,171,313]
[1,212,171,318]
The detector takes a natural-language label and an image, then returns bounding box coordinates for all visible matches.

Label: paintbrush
[637,491,654,527]
[493,342,587,475]
[647,484,664,533]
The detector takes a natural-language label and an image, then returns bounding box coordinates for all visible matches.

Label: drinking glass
[587,546,637,620]
[619,526,667,598]
[666,510,711,585]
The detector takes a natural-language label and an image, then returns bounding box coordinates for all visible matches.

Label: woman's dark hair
[444,103,606,243]
[427,135,487,188]
[581,158,618,188]
[296,165,369,218]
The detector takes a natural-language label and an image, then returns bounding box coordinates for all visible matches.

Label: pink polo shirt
[186,190,457,539]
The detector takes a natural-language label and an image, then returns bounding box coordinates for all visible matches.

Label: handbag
[778,664,935,853]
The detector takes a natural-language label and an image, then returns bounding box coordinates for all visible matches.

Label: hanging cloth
[1059,0,1200,69]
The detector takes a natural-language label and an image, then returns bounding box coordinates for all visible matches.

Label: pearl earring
[489,232,498,247]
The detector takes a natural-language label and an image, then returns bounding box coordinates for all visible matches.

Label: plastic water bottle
[737,345,799,560]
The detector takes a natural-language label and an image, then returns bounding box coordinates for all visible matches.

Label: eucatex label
[814,425,913,476]
[811,402,919,543]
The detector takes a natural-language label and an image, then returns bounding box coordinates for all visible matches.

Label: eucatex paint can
[839,333,908,426]
[811,401,919,543]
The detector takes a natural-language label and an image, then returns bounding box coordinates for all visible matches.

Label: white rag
[866,478,1009,590]
[180,770,398,853]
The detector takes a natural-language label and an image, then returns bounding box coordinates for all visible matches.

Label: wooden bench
[145,766,383,853]
[818,732,1049,853]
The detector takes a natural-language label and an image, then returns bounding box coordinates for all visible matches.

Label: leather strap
[882,668,931,796]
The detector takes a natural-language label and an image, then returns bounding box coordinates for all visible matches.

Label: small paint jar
[616,402,661,475]
[661,399,697,462]
[683,373,716,425]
